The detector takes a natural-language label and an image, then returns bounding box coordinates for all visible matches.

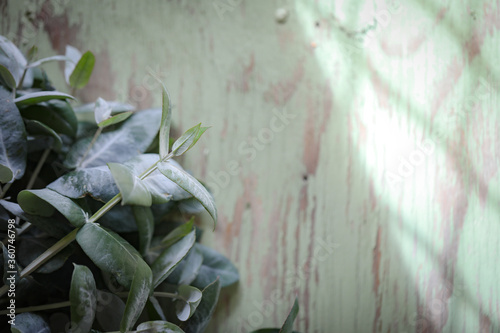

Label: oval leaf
[69,51,95,89]
[0,63,16,89]
[95,290,125,331]
[108,162,152,206]
[0,35,26,87]
[64,45,81,84]
[10,312,50,333]
[157,161,217,227]
[175,285,202,321]
[183,279,221,333]
[69,264,97,333]
[18,188,88,227]
[98,111,132,128]
[19,99,78,137]
[158,83,172,159]
[171,123,200,157]
[151,227,196,288]
[132,206,154,256]
[0,86,26,183]
[191,243,239,289]
[14,91,75,106]
[137,321,185,333]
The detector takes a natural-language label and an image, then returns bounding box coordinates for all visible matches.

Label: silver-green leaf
[69,264,97,333]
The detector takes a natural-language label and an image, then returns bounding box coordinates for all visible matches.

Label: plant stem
[78,127,103,168]
[0,182,12,200]
[116,291,180,300]
[0,300,70,315]
[87,193,122,223]
[17,67,28,90]
[26,148,51,189]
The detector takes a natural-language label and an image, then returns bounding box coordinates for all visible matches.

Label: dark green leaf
[151,227,196,288]
[175,285,202,321]
[161,218,194,248]
[10,312,50,333]
[136,321,185,333]
[158,82,172,160]
[24,119,63,152]
[279,298,299,333]
[64,109,161,169]
[191,243,239,289]
[18,188,88,227]
[158,161,217,227]
[132,206,154,256]
[0,64,16,89]
[69,51,95,89]
[0,35,26,88]
[166,246,203,286]
[120,260,153,332]
[69,264,97,333]
[19,100,78,137]
[95,290,125,331]
[14,91,75,106]
[171,123,200,157]
[183,278,221,333]
[108,162,152,206]
[0,86,26,183]
[98,111,133,128]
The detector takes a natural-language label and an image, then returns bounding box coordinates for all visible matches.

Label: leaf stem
[0,300,70,315]
[17,67,28,90]
[87,193,122,223]
[0,182,12,199]
[77,127,103,168]
[26,148,51,189]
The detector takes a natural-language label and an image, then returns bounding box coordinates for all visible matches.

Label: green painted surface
[2,0,500,332]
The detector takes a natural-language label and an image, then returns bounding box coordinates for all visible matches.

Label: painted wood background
[2,0,500,332]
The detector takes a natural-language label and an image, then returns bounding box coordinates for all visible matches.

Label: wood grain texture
[2,0,500,332]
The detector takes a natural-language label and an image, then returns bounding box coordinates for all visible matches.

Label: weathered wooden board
[2,0,499,332]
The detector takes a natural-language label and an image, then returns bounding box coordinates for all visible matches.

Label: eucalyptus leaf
[0,85,26,183]
[69,50,95,89]
[94,97,112,124]
[18,188,88,227]
[158,161,217,227]
[191,243,239,289]
[95,290,126,331]
[0,34,26,88]
[64,45,81,84]
[132,206,155,256]
[171,123,200,157]
[120,260,153,332]
[69,264,97,333]
[14,91,75,106]
[166,246,203,286]
[175,285,202,321]
[158,82,172,160]
[28,55,71,68]
[64,109,161,169]
[19,99,78,137]
[151,227,196,288]
[161,218,194,248]
[10,312,50,333]
[280,298,299,333]
[108,162,152,206]
[0,63,16,89]
[25,119,63,152]
[98,111,132,128]
[136,321,185,333]
[183,278,221,333]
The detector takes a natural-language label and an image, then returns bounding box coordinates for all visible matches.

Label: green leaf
[158,161,217,227]
[0,63,16,89]
[183,278,221,333]
[14,91,75,106]
[49,155,191,204]
[158,82,172,160]
[161,218,194,248]
[64,109,161,169]
[94,97,112,124]
[166,246,203,286]
[69,264,97,333]
[132,206,154,256]
[76,223,153,332]
[108,162,152,206]
[0,86,26,183]
[136,321,185,333]
[69,51,95,89]
[280,298,299,333]
[121,260,153,332]
[191,243,239,289]
[98,111,133,128]
[10,312,50,333]
[151,227,196,288]
[64,45,81,84]
[0,35,26,88]
[95,290,125,331]
[171,123,200,157]
[19,99,78,137]
[24,119,63,152]
[27,55,70,68]
[175,285,202,321]
[18,188,88,227]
